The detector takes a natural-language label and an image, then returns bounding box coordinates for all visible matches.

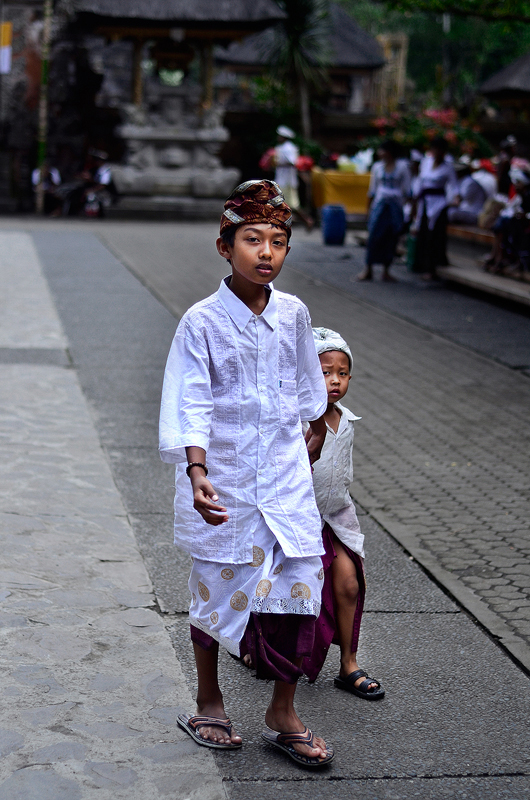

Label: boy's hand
[190,470,229,526]
[305,416,327,465]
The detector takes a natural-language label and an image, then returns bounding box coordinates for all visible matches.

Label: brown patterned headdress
[220,179,293,237]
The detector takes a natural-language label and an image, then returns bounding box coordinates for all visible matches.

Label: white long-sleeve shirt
[159,277,328,564]
[368,159,411,206]
[305,402,365,558]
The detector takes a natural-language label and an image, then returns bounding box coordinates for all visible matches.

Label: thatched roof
[216,3,384,70]
[481,51,530,97]
[73,0,286,27]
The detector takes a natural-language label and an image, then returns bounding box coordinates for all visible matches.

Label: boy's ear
[286,244,291,256]
[216,237,232,262]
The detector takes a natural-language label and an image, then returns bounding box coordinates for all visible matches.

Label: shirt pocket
[279,378,299,427]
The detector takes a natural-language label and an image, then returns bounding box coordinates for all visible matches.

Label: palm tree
[269,0,331,139]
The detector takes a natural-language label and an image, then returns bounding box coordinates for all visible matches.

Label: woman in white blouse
[357,140,410,282]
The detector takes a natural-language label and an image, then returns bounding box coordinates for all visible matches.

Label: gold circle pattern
[249,546,265,567]
[230,590,249,611]
[256,579,272,597]
[198,581,210,602]
[291,582,311,599]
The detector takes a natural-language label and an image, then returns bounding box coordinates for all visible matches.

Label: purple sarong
[302,522,366,682]
[191,613,315,684]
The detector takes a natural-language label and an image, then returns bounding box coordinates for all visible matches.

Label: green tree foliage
[270,0,331,137]
[338,0,530,105]
[383,0,530,24]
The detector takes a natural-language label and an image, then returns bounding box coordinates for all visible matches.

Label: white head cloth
[313,327,353,370]
[277,125,295,139]
[509,168,530,186]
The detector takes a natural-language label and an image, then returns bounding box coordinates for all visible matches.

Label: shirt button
[258,470,263,475]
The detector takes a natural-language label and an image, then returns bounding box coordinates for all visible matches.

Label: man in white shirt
[274,125,314,230]
[159,179,333,767]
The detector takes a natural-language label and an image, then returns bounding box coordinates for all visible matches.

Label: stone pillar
[201,41,214,110]
[132,39,143,107]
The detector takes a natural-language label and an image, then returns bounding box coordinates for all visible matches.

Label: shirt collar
[217,276,278,332]
[336,401,362,423]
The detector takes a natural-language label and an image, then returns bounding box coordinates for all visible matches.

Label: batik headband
[220,179,293,236]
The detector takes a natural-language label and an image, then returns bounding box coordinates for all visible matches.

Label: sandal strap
[188,715,233,735]
[346,669,368,683]
[276,727,314,748]
[358,678,381,692]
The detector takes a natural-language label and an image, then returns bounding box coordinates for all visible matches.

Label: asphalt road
[12,219,530,799]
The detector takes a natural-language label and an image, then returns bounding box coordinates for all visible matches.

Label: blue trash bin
[321,204,346,246]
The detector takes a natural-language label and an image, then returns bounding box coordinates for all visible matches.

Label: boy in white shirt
[303,328,385,700]
[159,180,334,767]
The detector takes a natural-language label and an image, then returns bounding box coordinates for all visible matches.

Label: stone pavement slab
[89,221,530,672]
[283,269,530,670]
[0,232,226,799]
[0,226,530,800]
[6,223,530,797]
[169,609,530,782]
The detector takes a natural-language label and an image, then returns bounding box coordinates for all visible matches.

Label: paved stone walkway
[288,259,530,671]
[0,232,225,799]
[1,222,529,799]
[96,222,530,671]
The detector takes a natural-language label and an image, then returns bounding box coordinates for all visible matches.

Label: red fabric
[302,522,366,683]
[259,148,276,172]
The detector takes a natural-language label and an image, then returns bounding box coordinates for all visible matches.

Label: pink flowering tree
[362,107,491,155]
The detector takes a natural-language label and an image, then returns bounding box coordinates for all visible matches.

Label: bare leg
[331,537,377,690]
[193,642,242,745]
[382,263,397,282]
[356,264,373,281]
[482,233,503,270]
[264,659,329,760]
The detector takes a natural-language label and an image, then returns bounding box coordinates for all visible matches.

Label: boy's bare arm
[304,416,327,464]
[186,446,229,526]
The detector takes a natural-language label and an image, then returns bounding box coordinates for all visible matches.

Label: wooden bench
[447,225,494,245]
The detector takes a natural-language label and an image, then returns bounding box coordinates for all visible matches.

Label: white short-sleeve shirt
[307,402,365,558]
[159,278,328,564]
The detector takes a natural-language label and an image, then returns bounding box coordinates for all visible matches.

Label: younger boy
[159,180,334,767]
[302,327,385,700]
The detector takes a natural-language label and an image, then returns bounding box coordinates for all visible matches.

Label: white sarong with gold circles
[189,517,323,656]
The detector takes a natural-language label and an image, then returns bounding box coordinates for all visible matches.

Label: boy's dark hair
[220,228,236,248]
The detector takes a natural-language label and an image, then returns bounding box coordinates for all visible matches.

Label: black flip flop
[334,669,385,700]
[261,726,334,768]
[177,713,242,750]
